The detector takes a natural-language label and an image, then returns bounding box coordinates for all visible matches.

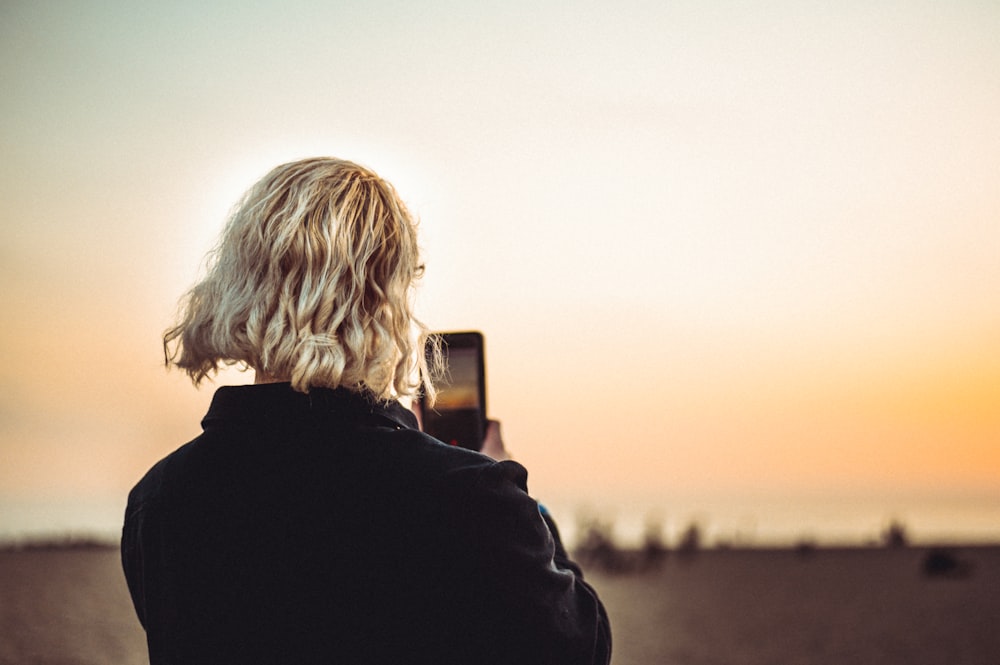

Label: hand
[480,419,510,461]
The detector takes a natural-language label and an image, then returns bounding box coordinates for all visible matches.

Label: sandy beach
[1,544,997,665]
[589,545,1000,665]
[0,545,145,665]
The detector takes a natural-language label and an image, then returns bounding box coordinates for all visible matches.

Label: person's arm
[459,425,612,665]
[121,497,149,630]
[478,419,509,461]
[478,419,581,570]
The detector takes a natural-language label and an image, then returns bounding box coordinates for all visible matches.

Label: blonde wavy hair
[163,157,436,401]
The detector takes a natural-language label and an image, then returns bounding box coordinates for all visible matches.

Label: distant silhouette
[881,519,909,548]
[922,548,973,578]
[794,538,818,559]
[640,517,669,570]
[677,521,702,559]
[572,513,668,573]
[574,514,626,573]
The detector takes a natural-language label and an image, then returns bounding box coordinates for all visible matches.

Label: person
[121,157,612,665]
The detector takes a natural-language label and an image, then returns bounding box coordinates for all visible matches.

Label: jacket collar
[201,382,419,432]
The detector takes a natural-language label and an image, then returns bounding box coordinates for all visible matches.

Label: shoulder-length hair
[163,157,435,401]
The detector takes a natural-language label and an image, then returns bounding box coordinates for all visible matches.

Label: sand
[1,545,997,664]
[587,546,1000,665]
[0,546,145,665]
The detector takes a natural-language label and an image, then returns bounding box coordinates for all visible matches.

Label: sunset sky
[2,0,998,545]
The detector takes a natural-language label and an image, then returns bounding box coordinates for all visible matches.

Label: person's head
[164,157,433,400]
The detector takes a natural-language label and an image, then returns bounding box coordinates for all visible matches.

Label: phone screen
[422,332,486,451]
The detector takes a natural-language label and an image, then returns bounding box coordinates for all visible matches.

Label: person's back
[125,384,608,664]
[122,158,611,664]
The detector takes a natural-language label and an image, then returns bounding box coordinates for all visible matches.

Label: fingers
[479,419,510,461]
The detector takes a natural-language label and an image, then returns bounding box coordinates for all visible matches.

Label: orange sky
[2,1,998,543]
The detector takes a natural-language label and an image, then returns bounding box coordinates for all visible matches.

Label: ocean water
[2,490,999,548]
[0,496,128,545]
[544,490,1000,549]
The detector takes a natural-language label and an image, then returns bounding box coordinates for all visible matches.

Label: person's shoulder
[416,438,529,494]
[369,425,524,488]
[125,436,202,510]
[375,425,491,469]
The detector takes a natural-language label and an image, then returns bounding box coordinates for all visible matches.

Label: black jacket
[122,383,611,664]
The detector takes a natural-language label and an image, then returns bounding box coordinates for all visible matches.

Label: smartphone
[422,331,487,451]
